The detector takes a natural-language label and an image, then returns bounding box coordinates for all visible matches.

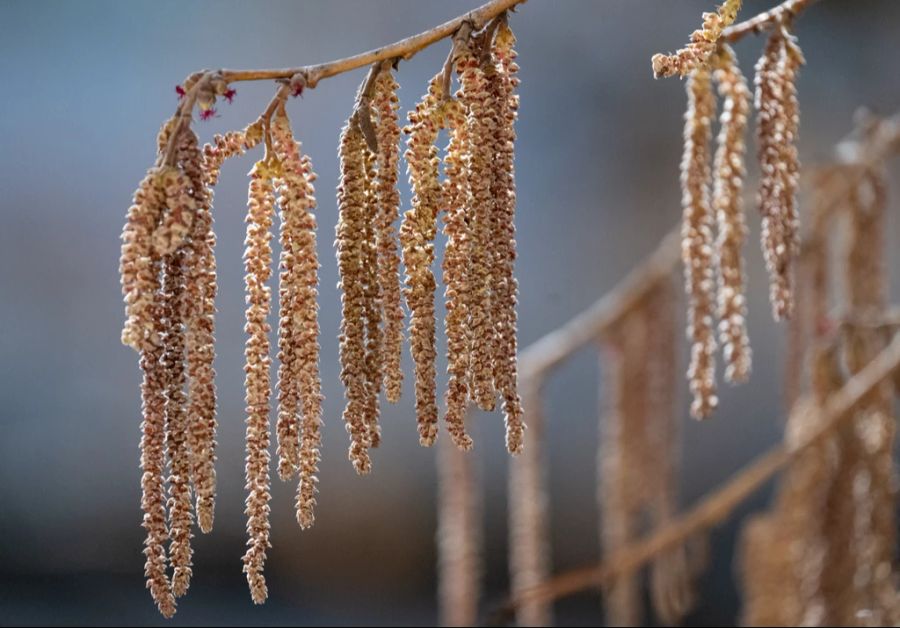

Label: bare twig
[493,331,900,618]
[722,0,821,43]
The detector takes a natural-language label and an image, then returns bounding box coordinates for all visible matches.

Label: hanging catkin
[372,70,405,404]
[242,160,275,604]
[138,258,176,618]
[755,26,804,320]
[458,40,497,413]
[361,146,383,449]
[401,72,445,446]
[271,108,324,529]
[712,44,752,384]
[738,514,803,626]
[681,68,718,419]
[442,97,475,451]
[489,21,525,454]
[337,121,375,471]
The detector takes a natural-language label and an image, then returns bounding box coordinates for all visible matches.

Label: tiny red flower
[175,85,186,99]
[199,108,218,121]
[291,83,304,98]
[224,88,237,103]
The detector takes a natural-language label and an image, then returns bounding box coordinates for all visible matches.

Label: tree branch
[493,331,900,621]
[722,0,820,43]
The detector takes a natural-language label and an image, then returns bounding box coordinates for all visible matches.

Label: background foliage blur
[2,1,899,625]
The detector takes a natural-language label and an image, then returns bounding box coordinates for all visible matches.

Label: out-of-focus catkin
[489,22,524,454]
[401,73,445,446]
[681,68,719,419]
[372,71,405,404]
[651,0,743,79]
[271,109,324,529]
[755,27,804,320]
[711,45,752,384]
[242,160,275,604]
[337,121,374,472]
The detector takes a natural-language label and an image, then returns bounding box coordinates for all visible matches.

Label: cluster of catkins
[335,19,523,470]
[120,99,325,613]
[670,16,804,418]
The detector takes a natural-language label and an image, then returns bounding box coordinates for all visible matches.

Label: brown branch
[494,331,900,619]
[219,0,525,86]
[518,229,680,381]
[722,0,821,43]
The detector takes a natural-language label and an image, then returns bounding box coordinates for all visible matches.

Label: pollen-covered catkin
[242,160,275,604]
[441,98,474,451]
[651,0,743,78]
[121,169,166,351]
[361,146,383,449]
[711,45,752,384]
[139,262,176,618]
[458,42,497,413]
[401,73,445,446]
[372,71,405,404]
[755,27,804,320]
[681,68,718,419]
[153,167,197,257]
[337,121,374,472]
[271,109,324,528]
[489,22,524,454]
[161,251,194,598]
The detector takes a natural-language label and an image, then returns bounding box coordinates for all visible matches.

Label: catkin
[272,109,324,528]
[161,251,193,598]
[712,45,752,384]
[372,71,405,404]
[442,98,474,451]
[681,68,718,419]
[652,0,743,78]
[458,41,497,413]
[401,73,445,446]
[138,260,177,618]
[361,146,383,449]
[755,27,804,320]
[242,160,275,604]
[489,22,524,454]
[121,169,167,351]
[337,121,374,471]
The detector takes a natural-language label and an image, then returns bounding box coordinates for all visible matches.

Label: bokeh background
[2,1,900,625]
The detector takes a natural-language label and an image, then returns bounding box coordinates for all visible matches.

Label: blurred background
[2,1,900,625]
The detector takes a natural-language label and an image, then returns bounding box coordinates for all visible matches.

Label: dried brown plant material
[138,261,177,618]
[242,160,275,604]
[372,70,405,404]
[755,26,804,321]
[681,68,719,419]
[489,22,525,454]
[161,252,194,598]
[508,383,551,627]
[712,45,752,384]
[337,121,374,472]
[437,420,482,627]
[651,0,743,78]
[121,169,167,352]
[401,72,445,446]
[271,109,324,528]
[738,514,803,626]
[458,41,498,413]
[441,98,475,451]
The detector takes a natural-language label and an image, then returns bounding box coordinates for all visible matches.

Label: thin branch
[722,0,821,43]
[493,331,900,619]
[219,0,525,86]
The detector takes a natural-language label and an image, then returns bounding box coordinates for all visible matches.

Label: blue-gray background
[2,1,899,626]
